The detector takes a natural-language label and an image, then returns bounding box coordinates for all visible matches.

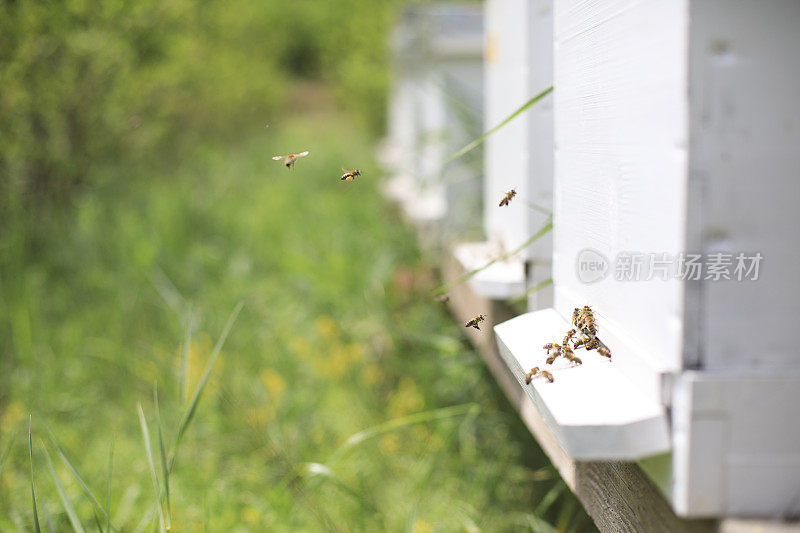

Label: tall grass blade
[534,482,565,517]
[0,430,15,479]
[43,501,57,533]
[179,308,194,405]
[508,278,553,305]
[150,267,186,315]
[43,447,86,533]
[106,443,113,533]
[434,217,553,296]
[137,404,167,533]
[29,417,42,533]
[297,462,379,515]
[153,386,171,528]
[521,199,553,216]
[446,86,553,164]
[170,301,244,471]
[329,403,477,464]
[47,431,120,532]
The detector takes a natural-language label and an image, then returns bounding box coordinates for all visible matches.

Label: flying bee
[525,366,540,384]
[498,188,517,207]
[597,345,612,359]
[465,314,487,330]
[436,295,450,304]
[540,370,554,383]
[340,167,361,181]
[272,151,310,169]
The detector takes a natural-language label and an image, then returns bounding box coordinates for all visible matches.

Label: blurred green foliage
[0,105,594,531]
[0,1,597,529]
[0,0,403,205]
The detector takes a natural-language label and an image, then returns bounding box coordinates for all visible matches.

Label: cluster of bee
[523,306,612,385]
[272,151,361,182]
[568,306,611,359]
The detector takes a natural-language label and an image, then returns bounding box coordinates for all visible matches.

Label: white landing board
[494,308,670,460]
[454,241,526,300]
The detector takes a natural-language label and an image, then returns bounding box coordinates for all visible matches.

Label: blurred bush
[0,0,411,207]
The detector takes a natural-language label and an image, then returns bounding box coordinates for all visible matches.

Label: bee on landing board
[498,188,517,207]
[563,329,576,347]
[272,151,310,169]
[525,367,540,384]
[465,314,487,330]
[597,344,612,359]
[340,167,361,181]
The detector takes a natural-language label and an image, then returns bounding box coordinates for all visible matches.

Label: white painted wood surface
[525,0,555,311]
[383,5,484,228]
[687,0,800,371]
[484,0,534,255]
[549,0,800,519]
[554,0,689,391]
[494,309,671,460]
[672,372,800,517]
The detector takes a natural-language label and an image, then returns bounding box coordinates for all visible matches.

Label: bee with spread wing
[340,167,361,181]
[499,188,517,207]
[272,151,310,169]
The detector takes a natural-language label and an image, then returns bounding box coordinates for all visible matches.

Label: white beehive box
[382,5,484,227]
[493,0,800,519]
[455,0,554,301]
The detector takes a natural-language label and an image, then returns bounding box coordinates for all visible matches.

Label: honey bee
[572,308,580,326]
[272,151,310,169]
[540,370,554,383]
[562,345,574,358]
[565,353,582,366]
[546,352,559,365]
[584,338,599,351]
[563,329,576,346]
[573,337,587,349]
[340,167,361,181]
[465,314,487,330]
[597,345,612,359]
[578,313,597,336]
[524,366,540,384]
[543,342,559,354]
[498,188,517,207]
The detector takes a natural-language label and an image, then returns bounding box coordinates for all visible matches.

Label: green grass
[0,92,595,531]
